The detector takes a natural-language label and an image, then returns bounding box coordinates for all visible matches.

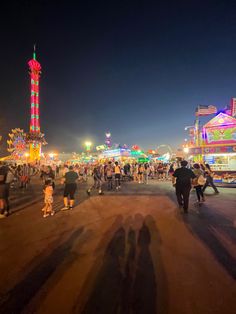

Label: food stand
[188,112,236,186]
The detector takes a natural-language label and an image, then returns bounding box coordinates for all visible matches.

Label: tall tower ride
[27,47,46,161]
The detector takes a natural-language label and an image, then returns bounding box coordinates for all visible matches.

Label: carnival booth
[98,147,149,163]
[189,112,236,185]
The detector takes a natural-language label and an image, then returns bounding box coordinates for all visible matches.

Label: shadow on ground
[183,207,236,280]
[156,183,236,280]
[0,227,84,313]
[76,214,168,314]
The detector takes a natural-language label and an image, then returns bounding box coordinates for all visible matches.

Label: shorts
[115,174,121,179]
[63,183,77,199]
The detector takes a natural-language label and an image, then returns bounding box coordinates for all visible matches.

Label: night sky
[1,0,236,154]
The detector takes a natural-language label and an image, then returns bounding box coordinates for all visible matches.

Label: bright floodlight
[24,152,30,157]
[183,147,189,153]
[106,132,111,138]
[49,153,54,158]
[85,141,92,146]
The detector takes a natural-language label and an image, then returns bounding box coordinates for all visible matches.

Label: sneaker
[51,211,55,216]
[87,190,91,196]
[69,206,73,210]
[0,214,6,219]
[201,197,205,202]
[43,213,50,218]
[215,191,219,194]
[61,206,69,211]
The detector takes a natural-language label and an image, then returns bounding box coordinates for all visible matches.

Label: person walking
[87,165,103,195]
[42,179,55,218]
[132,163,138,182]
[192,163,206,204]
[143,163,150,184]
[19,164,30,189]
[62,165,79,210]
[138,163,144,184]
[4,165,15,216]
[172,160,196,213]
[114,161,121,190]
[0,162,8,218]
[202,163,219,194]
[106,161,113,190]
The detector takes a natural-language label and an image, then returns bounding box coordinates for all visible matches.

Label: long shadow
[121,227,137,314]
[80,215,168,314]
[81,226,126,314]
[0,227,84,313]
[132,221,157,314]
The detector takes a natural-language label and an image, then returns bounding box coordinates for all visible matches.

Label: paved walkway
[0,181,235,314]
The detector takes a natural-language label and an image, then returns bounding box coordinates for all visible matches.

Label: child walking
[42,180,54,218]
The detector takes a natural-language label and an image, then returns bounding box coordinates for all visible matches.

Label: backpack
[198,175,206,186]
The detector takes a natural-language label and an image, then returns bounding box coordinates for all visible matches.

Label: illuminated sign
[102,148,131,158]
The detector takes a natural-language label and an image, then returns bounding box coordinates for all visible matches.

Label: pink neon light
[29,55,41,133]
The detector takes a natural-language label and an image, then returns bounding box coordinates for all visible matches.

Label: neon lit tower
[27,47,46,161]
[105,132,112,149]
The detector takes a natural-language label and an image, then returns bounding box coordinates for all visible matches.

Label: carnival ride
[7,128,27,159]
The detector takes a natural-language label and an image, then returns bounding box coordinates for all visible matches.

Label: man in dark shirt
[172,160,196,213]
[62,166,79,210]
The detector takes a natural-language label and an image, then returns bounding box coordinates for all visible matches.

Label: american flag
[195,105,217,116]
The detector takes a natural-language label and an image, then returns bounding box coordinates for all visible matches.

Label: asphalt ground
[0,178,236,314]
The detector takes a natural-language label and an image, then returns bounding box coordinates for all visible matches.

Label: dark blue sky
[1,0,236,153]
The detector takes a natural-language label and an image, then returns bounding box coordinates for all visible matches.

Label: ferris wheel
[7,128,27,158]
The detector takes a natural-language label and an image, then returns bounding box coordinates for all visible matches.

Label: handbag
[198,175,206,186]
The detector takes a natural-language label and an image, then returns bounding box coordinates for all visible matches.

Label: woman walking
[192,163,205,204]
[202,164,219,194]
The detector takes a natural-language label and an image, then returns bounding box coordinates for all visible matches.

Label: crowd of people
[0,159,220,218]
